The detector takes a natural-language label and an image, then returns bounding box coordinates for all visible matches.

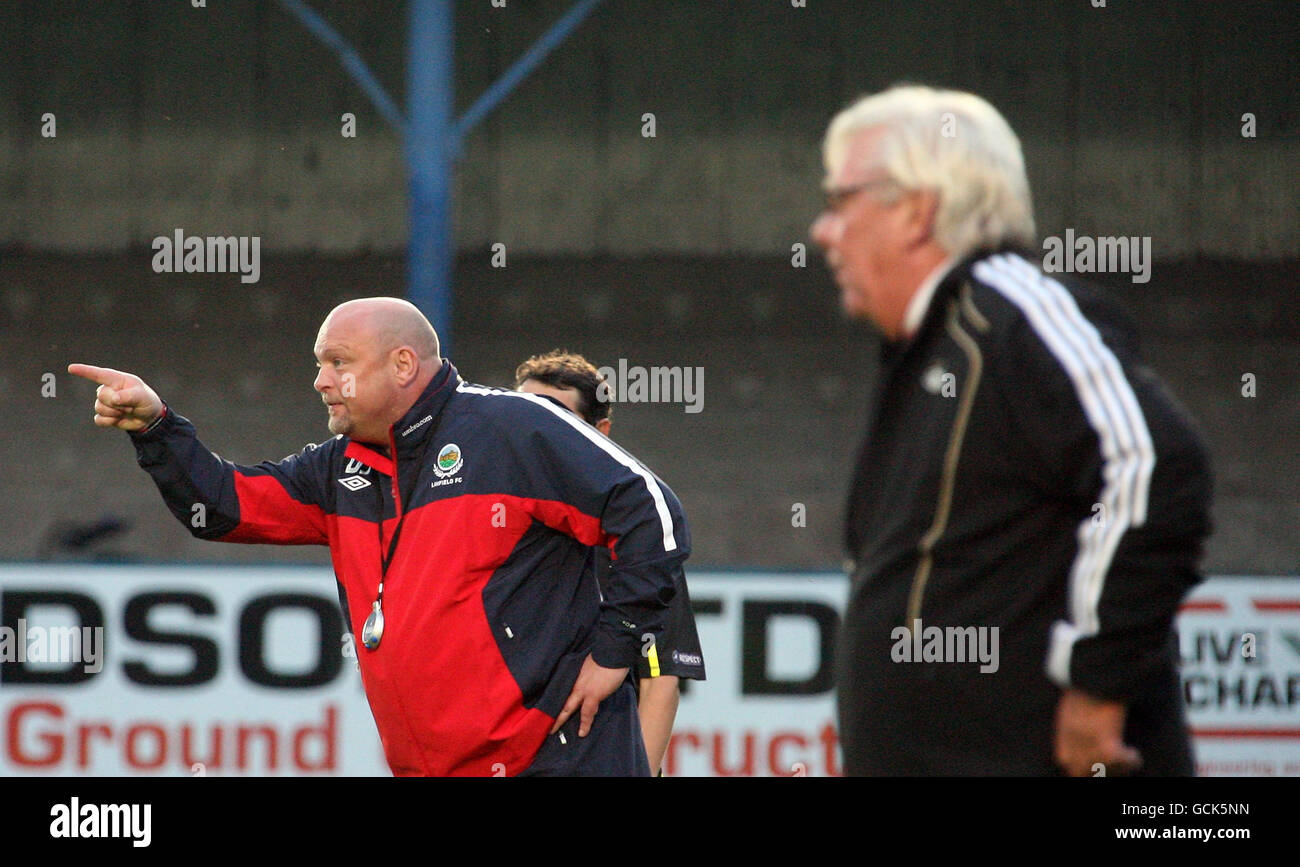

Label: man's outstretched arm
[68,363,166,432]
[69,363,331,546]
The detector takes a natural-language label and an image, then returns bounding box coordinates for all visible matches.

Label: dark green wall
[1,0,1296,255]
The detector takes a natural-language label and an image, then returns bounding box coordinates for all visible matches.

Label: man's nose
[810,212,835,250]
[313,366,330,393]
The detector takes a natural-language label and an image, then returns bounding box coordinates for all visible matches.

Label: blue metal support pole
[407,0,455,357]
[274,0,407,135]
[277,0,608,360]
[451,0,607,152]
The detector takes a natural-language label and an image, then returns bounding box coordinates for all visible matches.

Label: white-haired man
[812,86,1212,776]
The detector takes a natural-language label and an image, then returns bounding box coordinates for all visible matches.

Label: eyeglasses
[821,177,898,213]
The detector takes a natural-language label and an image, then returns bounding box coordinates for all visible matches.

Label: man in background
[516,349,706,775]
[810,86,1212,775]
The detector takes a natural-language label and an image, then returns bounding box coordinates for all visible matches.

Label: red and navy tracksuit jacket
[129,361,690,776]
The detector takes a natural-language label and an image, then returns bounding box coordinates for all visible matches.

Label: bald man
[69,297,691,777]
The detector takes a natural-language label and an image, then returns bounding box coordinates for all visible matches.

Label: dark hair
[513,349,611,426]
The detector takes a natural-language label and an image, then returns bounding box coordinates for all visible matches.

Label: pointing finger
[68,363,125,387]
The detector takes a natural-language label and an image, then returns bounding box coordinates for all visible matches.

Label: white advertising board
[0,565,385,776]
[1174,577,1300,776]
[1,566,1295,776]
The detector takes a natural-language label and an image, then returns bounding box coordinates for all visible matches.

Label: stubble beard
[327,410,352,437]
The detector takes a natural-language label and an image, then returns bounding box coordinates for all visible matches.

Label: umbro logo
[340,458,373,490]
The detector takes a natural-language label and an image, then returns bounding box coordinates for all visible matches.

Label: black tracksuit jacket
[837,247,1213,776]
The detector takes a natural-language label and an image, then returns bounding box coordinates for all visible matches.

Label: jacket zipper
[387,429,403,522]
[369,431,402,632]
[906,285,988,625]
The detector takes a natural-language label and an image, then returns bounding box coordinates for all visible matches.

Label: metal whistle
[362,600,385,650]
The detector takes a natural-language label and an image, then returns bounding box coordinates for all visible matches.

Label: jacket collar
[881,264,965,365]
[889,243,1029,356]
[900,256,957,340]
[388,359,460,456]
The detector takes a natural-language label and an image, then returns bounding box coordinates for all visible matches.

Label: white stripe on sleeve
[455,382,678,552]
[974,253,1155,687]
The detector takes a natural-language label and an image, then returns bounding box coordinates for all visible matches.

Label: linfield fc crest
[433,443,463,478]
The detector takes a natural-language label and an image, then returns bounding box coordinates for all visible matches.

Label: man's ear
[901,188,940,248]
[392,346,419,385]
[596,419,612,437]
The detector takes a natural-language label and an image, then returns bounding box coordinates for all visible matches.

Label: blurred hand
[550,654,629,738]
[1055,688,1142,777]
[67,364,165,432]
